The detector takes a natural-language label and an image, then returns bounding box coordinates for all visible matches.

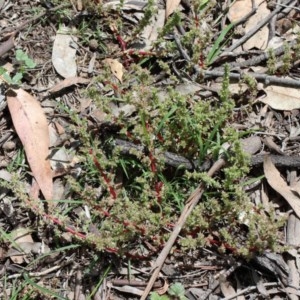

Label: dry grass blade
[7,88,53,200]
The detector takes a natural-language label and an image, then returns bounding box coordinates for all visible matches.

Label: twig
[223,0,295,53]
[277,0,300,13]
[217,38,298,70]
[115,138,204,170]
[111,279,163,288]
[7,265,62,279]
[269,0,280,41]
[75,271,82,300]
[115,139,300,169]
[221,282,281,300]
[203,69,300,88]
[140,158,226,300]
[250,154,300,167]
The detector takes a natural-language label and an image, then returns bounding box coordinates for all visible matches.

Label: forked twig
[140,158,226,300]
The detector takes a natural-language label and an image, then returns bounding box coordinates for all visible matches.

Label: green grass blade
[156,105,178,134]
[23,273,69,300]
[207,22,234,65]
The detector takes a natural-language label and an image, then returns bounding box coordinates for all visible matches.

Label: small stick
[140,158,226,300]
[216,39,298,70]
[203,69,300,88]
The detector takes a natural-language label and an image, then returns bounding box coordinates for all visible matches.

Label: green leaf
[3,72,13,84]
[15,49,36,68]
[25,58,36,68]
[15,49,27,61]
[156,105,177,133]
[23,274,69,300]
[150,292,169,300]
[0,66,7,75]
[200,0,209,9]
[12,72,23,84]
[168,283,185,297]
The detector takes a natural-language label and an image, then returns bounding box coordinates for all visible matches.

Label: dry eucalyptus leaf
[219,275,237,298]
[227,0,253,22]
[241,136,262,155]
[264,155,300,218]
[52,28,77,78]
[49,77,90,94]
[141,9,165,49]
[111,285,143,296]
[227,0,252,22]
[7,88,53,200]
[243,0,269,50]
[103,0,147,10]
[166,0,181,18]
[104,58,124,82]
[260,85,300,110]
[7,228,34,264]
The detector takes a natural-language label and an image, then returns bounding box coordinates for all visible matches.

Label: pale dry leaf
[219,275,236,297]
[7,88,53,200]
[260,85,300,110]
[215,83,248,95]
[49,123,60,147]
[264,155,300,218]
[0,169,12,181]
[8,228,34,264]
[103,0,147,10]
[166,0,181,18]
[240,136,262,155]
[54,121,65,135]
[141,9,165,49]
[227,0,253,23]
[104,58,124,82]
[243,0,269,50]
[49,77,90,94]
[111,285,143,296]
[52,28,77,78]
[291,179,300,196]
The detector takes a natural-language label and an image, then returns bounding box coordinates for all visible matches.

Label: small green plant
[0,49,36,85]
[280,43,292,74]
[267,48,276,74]
[150,283,188,300]
[133,0,157,37]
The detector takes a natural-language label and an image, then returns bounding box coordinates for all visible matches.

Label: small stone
[89,39,98,51]
[3,141,16,151]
